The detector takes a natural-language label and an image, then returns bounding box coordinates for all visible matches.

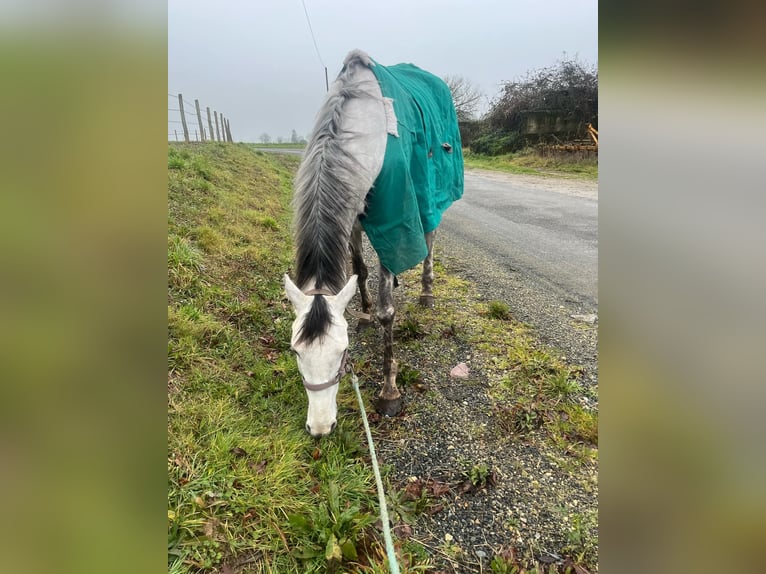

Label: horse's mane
[292,52,377,344]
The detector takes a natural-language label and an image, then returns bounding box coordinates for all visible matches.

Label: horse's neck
[337,67,387,214]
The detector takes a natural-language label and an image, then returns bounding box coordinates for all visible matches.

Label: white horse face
[285,275,357,437]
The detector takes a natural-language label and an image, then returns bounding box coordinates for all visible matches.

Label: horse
[284,49,464,437]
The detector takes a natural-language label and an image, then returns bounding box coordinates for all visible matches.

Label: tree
[276,136,284,144]
[443,75,484,122]
[259,133,271,144]
[290,129,299,144]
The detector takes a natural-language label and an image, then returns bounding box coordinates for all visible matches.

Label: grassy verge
[168,143,414,573]
[463,148,598,179]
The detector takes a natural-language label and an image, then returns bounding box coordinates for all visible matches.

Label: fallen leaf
[248,460,268,473]
[427,480,451,497]
[392,523,412,539]
[229,447,248,458]
[403,480,423,501]
[203,519,218,537]
[311,447,321,460]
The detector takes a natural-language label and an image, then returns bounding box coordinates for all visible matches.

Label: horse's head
[284,274,358,437]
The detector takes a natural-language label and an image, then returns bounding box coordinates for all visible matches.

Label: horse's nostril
[330,422,337,433]
[305,423,311,434]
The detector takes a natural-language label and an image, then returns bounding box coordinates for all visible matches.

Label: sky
[168,0,597,143]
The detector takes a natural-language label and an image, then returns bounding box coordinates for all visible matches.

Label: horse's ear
[331,275,357,312]
[284,274,311,312]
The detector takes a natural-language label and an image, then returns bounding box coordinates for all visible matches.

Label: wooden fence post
[214,111,221,142]
[220,113,226,142]
[206,107,215,141]
[177,94,190,143]
[226,118,232,142]
[194,99,206,142]
[174,130,178,141]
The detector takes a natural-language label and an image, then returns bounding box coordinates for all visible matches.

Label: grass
[463,148,598,180]
[167,142,407,573]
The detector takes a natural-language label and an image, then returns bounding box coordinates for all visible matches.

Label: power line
[301,0,324,68]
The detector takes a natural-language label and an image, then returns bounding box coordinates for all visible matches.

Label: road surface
[438,168,598,384]
[442,169,597,308]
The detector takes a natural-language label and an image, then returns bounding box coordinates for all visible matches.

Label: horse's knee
[376,305,395,326]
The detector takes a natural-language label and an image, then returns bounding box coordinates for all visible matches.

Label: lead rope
[350,371,401,574]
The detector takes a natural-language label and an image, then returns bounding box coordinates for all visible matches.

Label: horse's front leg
[376,264,402,416]
[419,230,436,308]
[350,221,373,325]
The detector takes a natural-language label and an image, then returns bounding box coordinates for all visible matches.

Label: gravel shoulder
[347,169,599,573]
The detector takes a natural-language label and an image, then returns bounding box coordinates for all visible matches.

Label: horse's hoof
[375,396,403,417]
[419,294,435,308]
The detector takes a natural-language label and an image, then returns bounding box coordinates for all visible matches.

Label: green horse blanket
[360,60,464,275]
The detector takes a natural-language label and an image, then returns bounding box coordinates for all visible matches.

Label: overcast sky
[168,0,597,143]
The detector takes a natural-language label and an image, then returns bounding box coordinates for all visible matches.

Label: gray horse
[285,49,463,437]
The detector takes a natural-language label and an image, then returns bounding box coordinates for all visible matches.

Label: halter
[302,349,348,392]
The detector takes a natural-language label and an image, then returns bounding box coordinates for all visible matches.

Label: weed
[396,313,426,340]
[397,364,423,388]
[487,300,510,320]
[191,157,213,180]
[168,156,186,170]
[545,370,580,398]
[168,235,203,273]
[259,215,279,230]
[468,463,490,487]
[287,481,376,566]
[191,225,221,253]
[562,508,598,565]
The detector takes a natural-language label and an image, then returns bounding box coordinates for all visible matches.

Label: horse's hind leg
[419,230,436,308]
[350,221,373,325]
[376,264,402,416]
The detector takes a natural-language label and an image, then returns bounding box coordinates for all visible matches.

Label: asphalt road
[442,169,598,309]
[437,169,599,383]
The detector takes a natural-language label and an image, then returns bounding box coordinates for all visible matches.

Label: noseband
[302,348,348,392]
[300,287,349,392]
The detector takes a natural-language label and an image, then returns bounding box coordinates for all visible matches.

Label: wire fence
[168,92,233,143]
